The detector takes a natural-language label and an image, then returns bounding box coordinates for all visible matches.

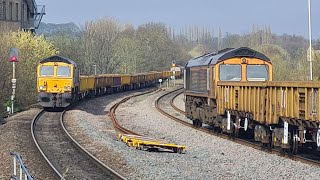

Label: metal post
[159,79,162,89]
[173,70,176,86]
[10,152,33,180]
[20,164,22,180]
[13,156,16,176]
[93,65,97,75]
[12,62,16,114]
[308,0,313,80]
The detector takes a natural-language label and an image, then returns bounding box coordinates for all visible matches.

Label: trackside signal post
[9,48,18,114]
[172,61,176,86]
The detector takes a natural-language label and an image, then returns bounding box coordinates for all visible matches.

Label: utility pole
[308,0,313,80]
[12,63,16,114]
[172,61,176,86]
[9,48,18,114]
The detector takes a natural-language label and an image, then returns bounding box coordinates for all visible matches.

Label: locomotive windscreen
[40,66,54,76]
[219,65,241,81]
[57,66,71,77]
[247,65,268,81]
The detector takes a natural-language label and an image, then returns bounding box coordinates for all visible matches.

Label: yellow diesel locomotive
[185,47,272,127]
[37,56,79,108]
[185,47,320,153]
[37,56,176,108]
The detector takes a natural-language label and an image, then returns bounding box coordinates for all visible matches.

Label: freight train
[184,47,320,154]
[37,56,180,108]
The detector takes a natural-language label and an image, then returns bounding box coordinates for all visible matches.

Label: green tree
[0,31,58,114]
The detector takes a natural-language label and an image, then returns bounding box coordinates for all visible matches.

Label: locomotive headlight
[39,86,44,90]
[65,86,71,91]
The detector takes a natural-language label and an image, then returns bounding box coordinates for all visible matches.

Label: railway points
[109,88,187,154]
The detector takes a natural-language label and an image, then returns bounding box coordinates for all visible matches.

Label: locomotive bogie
[38,92,72,108]
[254,125,271,144]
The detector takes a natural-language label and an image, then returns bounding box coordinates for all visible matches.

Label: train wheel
[192,120,202,128]
[290,130,299,154]
[317,129,320,148]
[271,131,275,148]
[173,147,178,153]
[197,120,202,128]
[234,128,239,138]
[291,138,298,154]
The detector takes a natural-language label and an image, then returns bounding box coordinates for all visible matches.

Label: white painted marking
[284,121,288,144]
[317,129,320,147]
[244,118,248,131]
[227,111,231,130]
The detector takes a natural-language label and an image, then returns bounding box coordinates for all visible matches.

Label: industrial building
[0,0,45,31]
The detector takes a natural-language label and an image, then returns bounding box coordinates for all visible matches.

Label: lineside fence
[10,152,33,180]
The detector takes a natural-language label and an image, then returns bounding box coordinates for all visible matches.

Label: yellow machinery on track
[118,133,186,154]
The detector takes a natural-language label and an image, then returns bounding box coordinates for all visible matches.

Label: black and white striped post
[9,48,18,114]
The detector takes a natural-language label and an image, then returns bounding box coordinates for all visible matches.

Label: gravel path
[0,108,57,179]
[64,85,320,180]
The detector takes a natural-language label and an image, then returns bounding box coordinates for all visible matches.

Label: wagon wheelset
[173,147,183,154]
[192,119,202,128]
[290,129,299,155]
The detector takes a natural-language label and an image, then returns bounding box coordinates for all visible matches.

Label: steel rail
[156,88,320,168]
[60,110,127,180]
[170,89,185,115]
[109,89,159,135]
[31,109,126,179]
[31,110,64,179]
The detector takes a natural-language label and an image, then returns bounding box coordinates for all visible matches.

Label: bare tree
[83,17,122,74]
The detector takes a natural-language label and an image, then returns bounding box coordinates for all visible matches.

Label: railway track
[31,109,126,180]
[170,89,185,115]
[109,89,158,135]
[109,88,186,153]
[156,88,320,167]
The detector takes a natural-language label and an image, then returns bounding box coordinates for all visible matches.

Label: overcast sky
[36,0,320,38]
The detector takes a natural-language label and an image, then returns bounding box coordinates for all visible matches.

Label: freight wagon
[37,56,178,109]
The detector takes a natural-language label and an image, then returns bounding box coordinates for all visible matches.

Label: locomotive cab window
[247,65,268,81]
[57,66,71,77]
[40,66,54,76]
[219,64,241,81]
